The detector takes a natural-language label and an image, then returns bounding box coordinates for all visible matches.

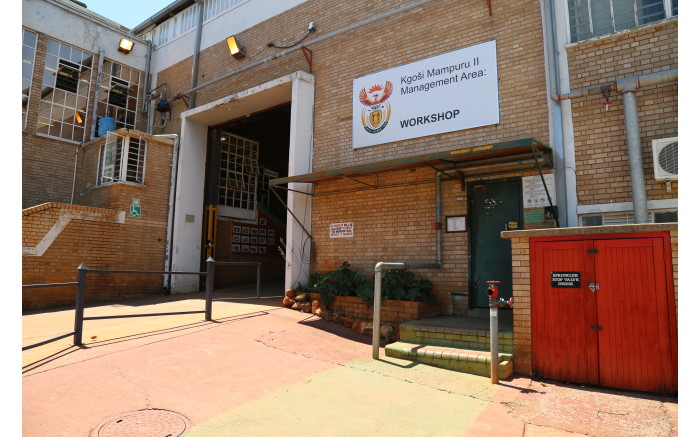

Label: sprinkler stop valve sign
[352,40,499,149]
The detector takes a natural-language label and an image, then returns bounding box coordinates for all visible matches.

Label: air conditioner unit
[651,137,678,180]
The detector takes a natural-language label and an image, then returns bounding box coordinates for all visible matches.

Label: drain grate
[97,410,190,437]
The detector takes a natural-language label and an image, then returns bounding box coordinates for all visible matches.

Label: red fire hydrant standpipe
[486,281,514,384]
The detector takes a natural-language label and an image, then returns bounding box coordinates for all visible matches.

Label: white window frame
[579,208,677,226]
[567,0,677,43]
[217,132,259,220]
[22,28,38,131]
[37,38,93,142]
[97,60,142,133]
[97,132,147,186]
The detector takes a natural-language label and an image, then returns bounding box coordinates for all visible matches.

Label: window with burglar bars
[37,38,93,142]
[97,60,141,133]
[568,0,677,43]
[97,132,147,186]
[218,132,259,211]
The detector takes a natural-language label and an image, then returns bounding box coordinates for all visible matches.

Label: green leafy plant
[315,262,357,306]
[357,269,436,307]
[293,264,435,309]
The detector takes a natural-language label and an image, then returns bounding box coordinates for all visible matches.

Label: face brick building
[22,0,678,388]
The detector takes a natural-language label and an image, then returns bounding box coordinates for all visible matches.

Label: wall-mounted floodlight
[118,38,134,54]
[226,35,245,59]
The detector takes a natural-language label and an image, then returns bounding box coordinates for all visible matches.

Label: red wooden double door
[531,235,677,394]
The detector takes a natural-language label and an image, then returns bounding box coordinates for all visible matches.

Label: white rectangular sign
[522,173,557,208]
[352,40,499,149]
[330,222,354,238]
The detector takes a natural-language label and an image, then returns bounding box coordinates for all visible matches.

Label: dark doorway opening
[203,104,291,291]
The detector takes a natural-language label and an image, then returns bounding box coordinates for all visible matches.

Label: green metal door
[468,179,522,308]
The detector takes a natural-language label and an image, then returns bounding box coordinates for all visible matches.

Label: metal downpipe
[546,0,568,226]
[141,40,153,114]
[89,49,106,141]
[435,171,443,268]
[189,0,205,109]
[621,91,648,223]
[155,133,181,292]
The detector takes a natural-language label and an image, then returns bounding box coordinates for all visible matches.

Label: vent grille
[657,141,678,175]
[652,137,679,180]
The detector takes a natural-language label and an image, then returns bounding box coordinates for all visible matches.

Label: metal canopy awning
[270,137,552,188]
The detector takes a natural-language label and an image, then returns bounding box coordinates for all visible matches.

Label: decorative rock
[321,311,333,321]
[342,317,354,328]
[285,289,297,298]
[380,325,394,340]
[311,300,322,312]
[282,296,295,307]
[361,322,373,336]
[294,293,309,303]
[300,302,312,313]
[352,320,363,334]
[291,302,301,310]
[332,314,343,324]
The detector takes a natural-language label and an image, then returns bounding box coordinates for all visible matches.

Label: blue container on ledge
[98,116,116,136]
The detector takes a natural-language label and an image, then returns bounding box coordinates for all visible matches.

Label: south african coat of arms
[358,81,393,134]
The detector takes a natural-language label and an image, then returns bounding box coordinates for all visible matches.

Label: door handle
[587,281,599,293]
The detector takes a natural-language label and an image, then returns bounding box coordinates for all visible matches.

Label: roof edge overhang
[271,137,552,186]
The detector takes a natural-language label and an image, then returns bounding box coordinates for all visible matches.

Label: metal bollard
[73,263,88,346]
[205,257,215,321]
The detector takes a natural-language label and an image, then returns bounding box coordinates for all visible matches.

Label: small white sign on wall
[330,222,354,238]
[522,174,556,208]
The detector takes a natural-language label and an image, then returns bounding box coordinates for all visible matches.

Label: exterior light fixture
[226,35,245,59]
[75,112,83,124]
[118,38,134,54]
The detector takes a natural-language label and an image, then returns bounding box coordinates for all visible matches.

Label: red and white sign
[330,222,354,238]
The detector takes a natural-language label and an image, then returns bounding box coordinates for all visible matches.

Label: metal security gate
[531,233,677,394]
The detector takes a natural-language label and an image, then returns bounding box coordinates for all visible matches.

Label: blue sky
[87,0,176,29]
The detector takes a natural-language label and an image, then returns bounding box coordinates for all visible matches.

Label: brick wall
[326,295,439,325]
[566,19,678,206]
[153,0,551,160]
[150,0,554,312]
[22,132,175,310]
[22,203,159,309]
[311,166,556,315]
[509,236,533,374]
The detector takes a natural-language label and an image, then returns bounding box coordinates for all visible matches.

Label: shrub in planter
[356,269,436,307]
[315,262,362,307]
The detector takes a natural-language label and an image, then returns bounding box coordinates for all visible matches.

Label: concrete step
[385,341,513,379]
[399,320,514,354]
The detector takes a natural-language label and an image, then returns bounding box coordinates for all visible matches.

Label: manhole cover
[97,410,190,437]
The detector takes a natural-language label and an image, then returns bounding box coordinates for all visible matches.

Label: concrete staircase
[385,315,514,379]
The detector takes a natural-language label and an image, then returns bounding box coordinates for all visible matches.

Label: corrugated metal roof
[270,138,552,186]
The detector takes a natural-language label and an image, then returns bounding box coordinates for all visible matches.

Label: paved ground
[21,292,680,436]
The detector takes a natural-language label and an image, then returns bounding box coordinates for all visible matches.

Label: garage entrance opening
[203,104,291,293]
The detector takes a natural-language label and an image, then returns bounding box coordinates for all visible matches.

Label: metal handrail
[371,262,440,359]
[22,281,82,351]
[23,258,265,349]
